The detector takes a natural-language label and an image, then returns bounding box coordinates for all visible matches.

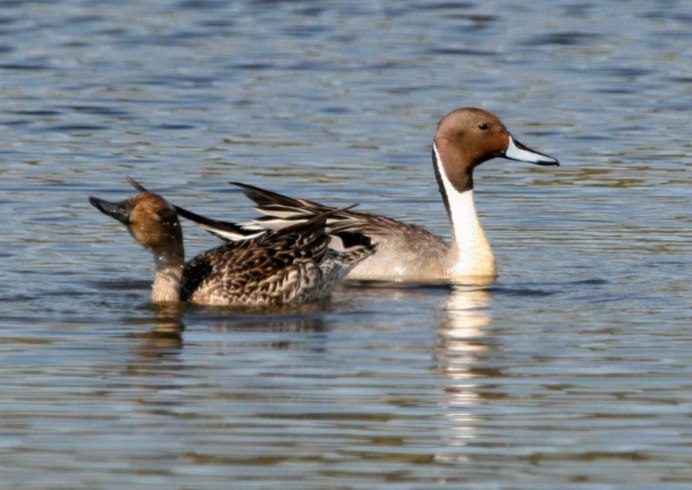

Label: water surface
[0,1,690,488]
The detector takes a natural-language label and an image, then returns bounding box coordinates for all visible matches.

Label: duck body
[89,179,374,307]
[179,221,362,307]
[179,108,558,283]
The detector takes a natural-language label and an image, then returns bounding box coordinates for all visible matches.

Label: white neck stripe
[433,143,472,237]
[433,143,495,276]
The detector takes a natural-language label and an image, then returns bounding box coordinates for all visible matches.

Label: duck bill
[89,196,132,225]
[504,135,559,166]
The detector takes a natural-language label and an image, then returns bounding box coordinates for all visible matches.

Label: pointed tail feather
[126,175,149,193]
[231,182,373,237]
[232,182,335,216]
[260,204,358,238]
[174,204,263,241]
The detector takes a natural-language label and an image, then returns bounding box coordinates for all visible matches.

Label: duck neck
[432,144,496,278]
[151,249,184,303]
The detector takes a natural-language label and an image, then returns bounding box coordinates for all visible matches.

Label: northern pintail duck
[179,108,559,282]
[89,178,374,307]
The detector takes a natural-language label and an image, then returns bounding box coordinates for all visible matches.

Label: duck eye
[478,123,489,130]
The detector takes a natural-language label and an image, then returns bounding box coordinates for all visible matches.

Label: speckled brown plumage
[180,216,363,307]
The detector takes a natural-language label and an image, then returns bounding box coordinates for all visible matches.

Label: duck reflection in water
[434,283,499,458]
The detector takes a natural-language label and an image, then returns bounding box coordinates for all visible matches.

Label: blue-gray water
[1,1,690,488]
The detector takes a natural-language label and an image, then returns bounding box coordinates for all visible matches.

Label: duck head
[89,191,183,261]
[433,107,559,193]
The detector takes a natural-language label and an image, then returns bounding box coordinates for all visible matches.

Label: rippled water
[1,0,690,488]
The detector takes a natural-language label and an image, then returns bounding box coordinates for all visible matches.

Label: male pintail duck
[178,108,559,282]
[89,178,374,307]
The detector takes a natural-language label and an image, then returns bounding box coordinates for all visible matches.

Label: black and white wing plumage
[176,182,445,248]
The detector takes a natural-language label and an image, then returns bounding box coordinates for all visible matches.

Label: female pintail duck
[89,178,374,307]
[178,108,559,283]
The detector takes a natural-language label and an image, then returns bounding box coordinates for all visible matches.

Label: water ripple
[1,0,690,487]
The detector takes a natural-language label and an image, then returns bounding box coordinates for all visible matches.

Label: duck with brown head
[89,178,375,307]
[431,108,558,279]
[175,108,559,283]
[90,190,184,303]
